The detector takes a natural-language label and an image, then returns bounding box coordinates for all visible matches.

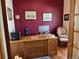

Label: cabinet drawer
[27,40,47,47]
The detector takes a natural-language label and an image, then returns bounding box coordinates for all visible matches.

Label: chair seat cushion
[59,34,68,38]
[59,38,68,42]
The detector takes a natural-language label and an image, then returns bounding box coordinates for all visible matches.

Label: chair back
[57,27,67,35]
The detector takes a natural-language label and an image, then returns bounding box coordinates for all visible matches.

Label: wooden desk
[10,34,58,59]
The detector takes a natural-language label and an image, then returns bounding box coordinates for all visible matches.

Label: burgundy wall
[13,0,64,36]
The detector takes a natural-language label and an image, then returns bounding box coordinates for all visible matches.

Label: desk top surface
[10,34,58,43]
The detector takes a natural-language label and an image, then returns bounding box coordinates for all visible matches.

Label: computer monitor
[39,25,49,33]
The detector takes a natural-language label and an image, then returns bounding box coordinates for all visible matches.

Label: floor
[33,47,68,59]
[55,47,68,59]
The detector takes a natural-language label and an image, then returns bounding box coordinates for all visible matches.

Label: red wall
[13,0,64,36]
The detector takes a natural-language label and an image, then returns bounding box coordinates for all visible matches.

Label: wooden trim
[1,0,11,59]
[0,37,4,59]
[75,14,79,15]
[74,45,79,50]
[74,30,79,33]
[74,46,79,50]
[68,0,75,59]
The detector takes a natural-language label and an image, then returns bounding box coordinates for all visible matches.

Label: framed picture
[7,7,12,20]
[43,13,52,21]
[25,11,36,20]
[64,14,69,21]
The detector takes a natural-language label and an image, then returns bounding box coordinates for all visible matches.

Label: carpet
[32,56,52,59]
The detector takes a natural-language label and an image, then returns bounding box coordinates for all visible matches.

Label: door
[72,0,79,59]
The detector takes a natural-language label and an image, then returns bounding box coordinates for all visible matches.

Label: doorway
[0,0,76,59]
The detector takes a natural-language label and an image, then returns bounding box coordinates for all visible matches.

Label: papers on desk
[47,34,57,38]
[14,56,22,59]
[29,34,57,40]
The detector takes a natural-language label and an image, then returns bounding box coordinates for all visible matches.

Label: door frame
[1,0,11,59]
[67,0,75,59]
[0,36,4,59]
[1,0,76,59]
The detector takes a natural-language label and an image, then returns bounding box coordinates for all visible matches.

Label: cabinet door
[48,38,58,55]
[25,40,48,58]
[29,40,48,57]
[23,42,31,59]
[10,43,24,59]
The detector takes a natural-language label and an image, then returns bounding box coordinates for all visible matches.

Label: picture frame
[7,7,12,20]
[43,13,52,21]
[64,14,69,21]
[25,11,36,20]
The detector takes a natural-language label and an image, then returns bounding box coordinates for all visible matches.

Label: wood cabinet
[10,34,58,59]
